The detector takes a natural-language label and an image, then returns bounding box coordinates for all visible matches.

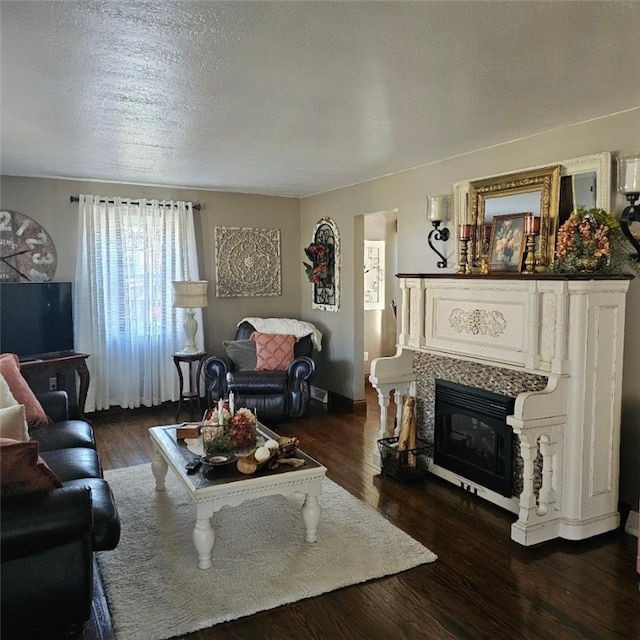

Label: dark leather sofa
[204,320,315,421]
[1,391,120,639]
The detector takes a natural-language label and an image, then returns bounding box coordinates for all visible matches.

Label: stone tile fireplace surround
[370,274,630,546]
[415,353,548,501]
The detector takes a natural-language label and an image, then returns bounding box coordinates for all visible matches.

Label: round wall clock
[0,209,57,282]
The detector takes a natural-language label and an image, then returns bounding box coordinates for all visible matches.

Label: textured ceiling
[1,1,639,198]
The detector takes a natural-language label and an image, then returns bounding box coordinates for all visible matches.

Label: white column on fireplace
[369,276,630,546]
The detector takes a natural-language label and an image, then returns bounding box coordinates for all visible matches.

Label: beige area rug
[98,464,437,640]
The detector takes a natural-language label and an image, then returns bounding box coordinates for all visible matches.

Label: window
[74,196,201,411]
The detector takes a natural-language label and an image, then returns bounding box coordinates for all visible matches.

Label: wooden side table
[173,352,207,421]
[20,353,91,420]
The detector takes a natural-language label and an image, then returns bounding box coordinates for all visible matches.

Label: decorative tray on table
[181,398,305,477]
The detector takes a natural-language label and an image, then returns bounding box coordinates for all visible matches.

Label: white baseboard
[625,510,639,537]
[310,385,328,404]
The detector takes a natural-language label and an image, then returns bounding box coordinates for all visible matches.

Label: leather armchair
[204,320,316,421]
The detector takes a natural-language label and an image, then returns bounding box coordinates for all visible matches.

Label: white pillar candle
[229,391,235,416]
[217,398,224,421]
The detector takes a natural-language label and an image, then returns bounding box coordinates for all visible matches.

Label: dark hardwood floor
[84,384,639,640]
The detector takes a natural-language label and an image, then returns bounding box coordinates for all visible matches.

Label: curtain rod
[69,195,201,211]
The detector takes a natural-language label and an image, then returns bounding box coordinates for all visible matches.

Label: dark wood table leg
[76,358,90,421]
[173,352,207,421]
[173,356,186,421]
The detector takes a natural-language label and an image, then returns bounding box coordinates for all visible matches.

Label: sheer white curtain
[74,195,203,412]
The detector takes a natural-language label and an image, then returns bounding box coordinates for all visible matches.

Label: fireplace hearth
[434,379,515,497]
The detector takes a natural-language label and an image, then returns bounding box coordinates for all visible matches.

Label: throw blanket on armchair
[240,317,323,351]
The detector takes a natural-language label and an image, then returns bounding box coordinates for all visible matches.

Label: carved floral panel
[214,226,281,297]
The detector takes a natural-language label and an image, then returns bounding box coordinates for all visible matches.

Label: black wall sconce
[617,153,640,260]
[426,194,450,268]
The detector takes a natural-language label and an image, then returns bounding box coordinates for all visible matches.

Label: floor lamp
[172,280,208,354]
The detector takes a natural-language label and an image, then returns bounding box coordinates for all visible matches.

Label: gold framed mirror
[453,153,611,272]
[468,165,561,269]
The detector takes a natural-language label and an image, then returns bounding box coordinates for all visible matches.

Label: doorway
[363,211,398,379]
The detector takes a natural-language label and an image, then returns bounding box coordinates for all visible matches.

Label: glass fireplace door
[434,379,515,497]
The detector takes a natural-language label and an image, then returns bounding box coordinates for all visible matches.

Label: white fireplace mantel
[369,274,630,546]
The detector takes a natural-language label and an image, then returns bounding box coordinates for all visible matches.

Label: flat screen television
[0,282,74,361]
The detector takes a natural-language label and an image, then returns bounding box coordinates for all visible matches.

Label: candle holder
[617,153,640,260]
[457,225,473,274]
[524,233,537,273]
[426,195,450,268]
[479,256,489,275]
[459,238,472,274]
[523,215,540,274]
[620,193,640,260]
[427,221,450,268]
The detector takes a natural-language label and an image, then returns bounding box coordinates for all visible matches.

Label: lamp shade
[617,153,640,194]
[172,280,208,309]
[427,194,449,222]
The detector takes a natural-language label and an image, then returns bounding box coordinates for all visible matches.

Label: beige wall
[300,107,640,507]
[2,108,639,507]
[0,177,301,358]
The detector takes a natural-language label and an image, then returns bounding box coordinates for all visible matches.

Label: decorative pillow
[0,437,62,497]
[223,339,258,370]
[0,372,18,409]
[250,332,296,371]
[0,404,29,442]
[0,353,51,426]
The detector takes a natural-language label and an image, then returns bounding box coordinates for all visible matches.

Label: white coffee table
[149,424,326,569]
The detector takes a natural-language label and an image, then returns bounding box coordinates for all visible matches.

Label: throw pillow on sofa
[0,373,28,440]
[223,339,258,370]
[0,371,18,409]
[0,353,51,426]
[0,437,62,497]
[250,332,296,371]
[0,404,29,442]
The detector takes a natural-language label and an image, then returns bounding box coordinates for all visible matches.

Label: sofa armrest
[1,485,94,637]
[1,486,93,561]
[287,356,315,385]
[287,356,315,418]
[36,390,70,422]
[204,355,233,405]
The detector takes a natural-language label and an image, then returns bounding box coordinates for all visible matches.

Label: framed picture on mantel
[487,214,527,273]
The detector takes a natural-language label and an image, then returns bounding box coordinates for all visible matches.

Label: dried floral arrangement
[202,402,257,455]
[553,207,640,275]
